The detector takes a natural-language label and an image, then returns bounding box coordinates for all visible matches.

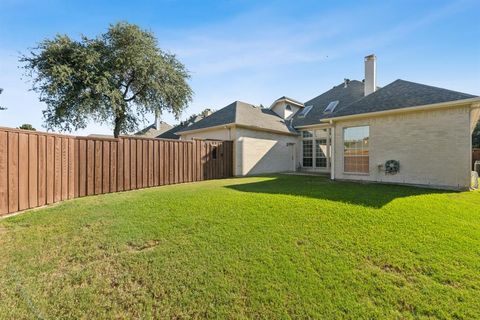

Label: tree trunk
[113,110,126,138]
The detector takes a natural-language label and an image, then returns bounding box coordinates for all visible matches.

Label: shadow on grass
[226,174,450,209]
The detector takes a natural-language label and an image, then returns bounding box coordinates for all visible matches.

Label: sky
[0,0,479,135]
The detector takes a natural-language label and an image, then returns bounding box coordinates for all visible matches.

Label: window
[297,105,313,118]
[323,100,339,114]
[343,126,369,173]
[315,139,327,167]
[285,104,292,111]
[302,140,313,167]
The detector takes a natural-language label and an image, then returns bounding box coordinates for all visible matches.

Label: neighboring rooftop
[177,101,297,135]
[135,121,172,138]
[328,79,478,118]
[292,80,365,127]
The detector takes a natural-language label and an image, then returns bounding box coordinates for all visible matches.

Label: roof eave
[322,97,480,122]
[177,123,299,136]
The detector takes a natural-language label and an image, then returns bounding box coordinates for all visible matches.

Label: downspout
[330,120,335,180]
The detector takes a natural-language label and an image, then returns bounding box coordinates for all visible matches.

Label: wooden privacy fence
[473,148,480,169]
[0,127,233,216]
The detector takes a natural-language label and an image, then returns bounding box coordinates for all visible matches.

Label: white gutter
[294,123,333,129]
[321,97,480,123]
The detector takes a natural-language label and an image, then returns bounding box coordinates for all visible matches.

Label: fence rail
[473,148,480,169]
[0,127,233,216]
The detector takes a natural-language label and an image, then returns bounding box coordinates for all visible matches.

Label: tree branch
[124,83,147,102]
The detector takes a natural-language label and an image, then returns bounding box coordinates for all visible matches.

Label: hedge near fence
[0,127,233,216]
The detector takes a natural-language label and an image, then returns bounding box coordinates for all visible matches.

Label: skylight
[297,105,313,118]
[323,100,339,114]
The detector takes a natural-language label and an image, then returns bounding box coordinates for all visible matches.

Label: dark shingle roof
[292,80,365,127]
[328,79,477,118]
[177,101,297,135]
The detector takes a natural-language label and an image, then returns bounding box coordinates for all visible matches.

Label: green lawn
[1,175,479,319]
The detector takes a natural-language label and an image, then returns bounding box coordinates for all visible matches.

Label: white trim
[322,97,480,122]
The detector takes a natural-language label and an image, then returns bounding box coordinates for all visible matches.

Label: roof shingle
[328,79,477,118]
[177,101,297,135]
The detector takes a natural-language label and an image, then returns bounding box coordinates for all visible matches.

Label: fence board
[153,140,159,186]
[110,142,117,193]
[46,136,54,204]
[94,141,102,195]
[143,140,148,188]
[102,141,110,194]
[8,132,19,213]
[0,127,233,215]
[68,139,75,199]
[79,140,87,197]
[38,135,46,206]
[73,139,79,198]
[54,137,62,202]
[18,133,29,211]
[0,131,8,214]
[28,135,38,208]
[124,139,131,190]
[117,139,124,192]
[146,140,153,187]
[61,138,68,201]
[131,139,137,189]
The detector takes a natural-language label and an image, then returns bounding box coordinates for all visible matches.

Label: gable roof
[177,101,297,135]
[327,79,477,119]
[271,96,304,107]
[292,80,365,127]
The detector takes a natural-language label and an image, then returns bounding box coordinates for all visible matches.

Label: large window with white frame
[301,130,329,168]
[343,126,369,173]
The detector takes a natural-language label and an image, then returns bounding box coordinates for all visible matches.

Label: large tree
[473,121,480,149]
[21,22,193,137]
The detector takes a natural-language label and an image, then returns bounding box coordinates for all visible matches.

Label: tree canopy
[21,22,193,137]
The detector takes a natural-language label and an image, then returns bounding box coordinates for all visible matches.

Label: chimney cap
[365,54,376,61]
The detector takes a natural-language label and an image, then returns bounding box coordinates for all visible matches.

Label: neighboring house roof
[135,121,173,138]
[177,101,297,135]
[156,122,191,139]
[156,115,209,139]
[292,80,365,127]
[327,79,478,119]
